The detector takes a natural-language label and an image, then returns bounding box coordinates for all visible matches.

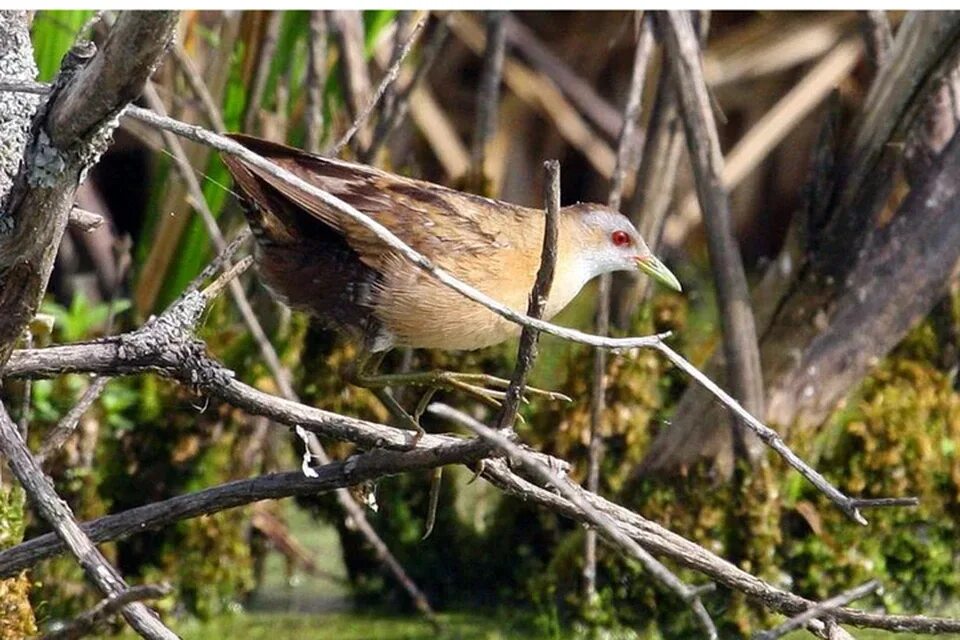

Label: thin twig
[43,583,173,640]
[449,13,619,183]
[330,10,374,151]
[243,11,283,134]
[170,45,227,133]
[502,13,624,141]
[660,11,765,459]
[754,580,881,640]
[859,11,894,72]
[36,376,110,466]
[586,13,654,601]
[470,11,507,186]
[364,16,450,163]
[614,62,685,325]
[17,330,32,438]
[330,14,427,157]
[495,159,560,430]
[304,11,328,154]
[430,403,718,640]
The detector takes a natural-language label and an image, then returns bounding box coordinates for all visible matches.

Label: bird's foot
[370,388,426,450]
[422,371,572,408]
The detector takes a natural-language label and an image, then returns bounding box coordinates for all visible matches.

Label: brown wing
[221,133,531,272]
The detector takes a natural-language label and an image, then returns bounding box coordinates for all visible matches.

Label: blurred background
[6,10,960,639]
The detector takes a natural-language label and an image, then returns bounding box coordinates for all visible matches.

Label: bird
[221,133,681,431]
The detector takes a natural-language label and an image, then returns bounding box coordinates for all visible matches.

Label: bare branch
[469,11,507,185]
[330,14,427,156]
[0,404,177,639]
[754,580,881,640]
[36,375,109,466]
[330,10,373,150]
[660,10,765,459]
[496,159,560,430]
[43,583,172,640]
[859,11,894,73]
[0,438,490,577]
[170,45,227,133]
[243,11,283,134]
[304,11,328,153]
[430,403,718,639]
[586,12,655,600]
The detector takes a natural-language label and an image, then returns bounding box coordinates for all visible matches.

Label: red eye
[611,230,632,247]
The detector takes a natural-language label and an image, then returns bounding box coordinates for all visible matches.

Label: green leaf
[31,11,96,81]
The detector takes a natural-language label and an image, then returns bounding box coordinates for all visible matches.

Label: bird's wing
[222,134,531,271]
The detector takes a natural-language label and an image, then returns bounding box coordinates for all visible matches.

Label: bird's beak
[636,255,682,292]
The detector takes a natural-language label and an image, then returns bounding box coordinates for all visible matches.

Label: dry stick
[364,17,450,163]
[0,404,177,640]
[330,10,374,151]
[449,13,618,183]
[43,583,173,640]
[304,11,328,154]
[614,64,686,326]
[101,99,914,523]
[585,13,655,602]
[429,403,718,640]
[170,45,227,133]
[859,10,894,72]
[374,11,412,146]
[470,11,507,184]
[661,11,766,460]
[754,580,881,640]
[702,13,851,89]
[502,13,624,141]
[0,436,491,579]
[36,376,110,466]
[496,160,560,430]
[664,36,864,248]
[17,330,32,438]
[140,83,436,619]
[330,14,427,157]
[243,10,283,134]
[477,460,952,636]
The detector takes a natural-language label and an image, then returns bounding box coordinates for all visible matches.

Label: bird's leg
[348,349,425,448]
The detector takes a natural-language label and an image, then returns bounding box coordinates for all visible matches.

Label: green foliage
[30,11,95,80]
[40,294,130,343]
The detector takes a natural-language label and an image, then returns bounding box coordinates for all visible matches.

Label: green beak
[637,255,682,292]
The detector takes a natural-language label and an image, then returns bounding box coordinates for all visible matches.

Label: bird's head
[565,204,682,292]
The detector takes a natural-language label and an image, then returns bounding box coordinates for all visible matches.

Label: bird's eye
[611,230,632,247]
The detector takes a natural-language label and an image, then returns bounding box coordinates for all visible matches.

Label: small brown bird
[221,134,680,422]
